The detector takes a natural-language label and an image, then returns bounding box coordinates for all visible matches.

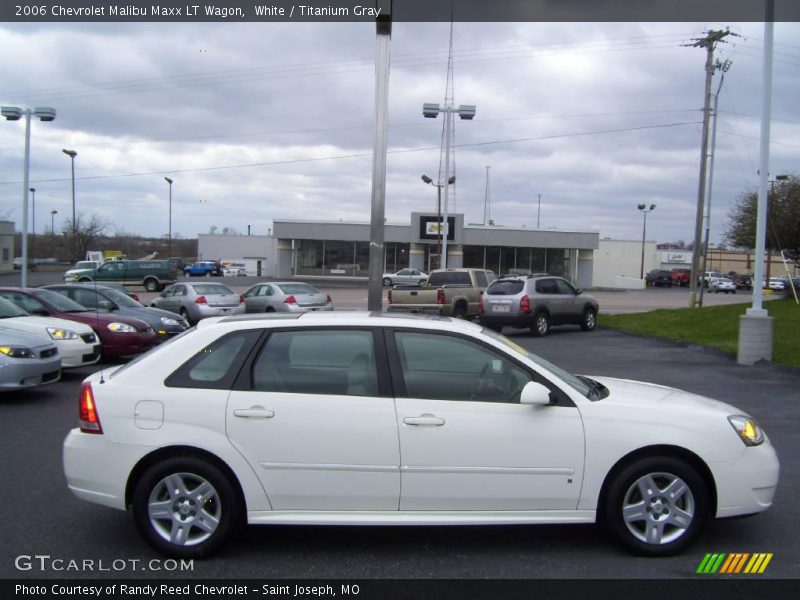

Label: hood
[589,376,743,417]
[55,311,152,331]
[5,315,94,335]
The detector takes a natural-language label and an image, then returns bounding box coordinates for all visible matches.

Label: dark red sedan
[0,288,157,359]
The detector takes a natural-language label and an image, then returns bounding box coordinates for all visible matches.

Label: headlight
[159,317,179,326]
[47,327,79,340]
[728,415,765,446]
[0,345,36,359]
[107,322,136,333]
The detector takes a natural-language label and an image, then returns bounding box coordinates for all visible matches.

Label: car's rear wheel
[604,456,709,556]
[580,308,597,331]
[179,308,192,325]
[531,312,550,336]
[382,277,392,286]
[451,303,467,319]
[144,278,159,292]
[132,456,241,558]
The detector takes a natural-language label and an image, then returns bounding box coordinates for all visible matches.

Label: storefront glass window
[295,239,324,276]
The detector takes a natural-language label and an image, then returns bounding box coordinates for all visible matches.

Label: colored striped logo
[696,553,773,574]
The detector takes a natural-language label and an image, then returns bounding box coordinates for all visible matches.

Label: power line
[0,121,701,186]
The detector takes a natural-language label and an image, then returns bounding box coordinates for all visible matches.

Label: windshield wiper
[578,375,606,401]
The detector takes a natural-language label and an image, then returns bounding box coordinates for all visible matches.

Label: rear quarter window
[165,330,261,389]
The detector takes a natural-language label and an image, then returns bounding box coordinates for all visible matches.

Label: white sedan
[382,268,428,286]
[0,297,100,368]
[63,312,779,558]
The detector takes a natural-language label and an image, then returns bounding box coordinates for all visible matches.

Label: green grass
[600,297,800,369]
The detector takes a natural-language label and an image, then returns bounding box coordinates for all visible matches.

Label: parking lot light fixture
[422,102,476,268]
[164,177,173,260]
[2,105,56,286]
[638,203,656,279]
[62,149,77,244]
[422,174,456,270]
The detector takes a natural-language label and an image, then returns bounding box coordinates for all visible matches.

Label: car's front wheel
[132,456,241,559]
[604,456,709,556]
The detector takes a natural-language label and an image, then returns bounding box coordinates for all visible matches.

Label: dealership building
[198,213,602,288]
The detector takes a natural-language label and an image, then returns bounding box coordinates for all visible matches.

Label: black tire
[382,277,392,287]
[131,456,242,558]
[144,278,159,292]
[603,456,710,556]
[79,277,93,283]
[418,279,426,285]
[451,303,468,319]
[179,308,192,325]
[530,312,550,337]
[580,308,597,332]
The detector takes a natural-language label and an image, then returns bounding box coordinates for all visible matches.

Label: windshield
[103,289,143,308]
[481,328,592,397]
[34,289,89,312]
[0,297,30,318]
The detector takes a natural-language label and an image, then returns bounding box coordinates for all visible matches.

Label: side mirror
[519,381,553,406]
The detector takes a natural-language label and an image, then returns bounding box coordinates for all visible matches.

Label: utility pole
[698,59,731,307]
[686,29,734,308]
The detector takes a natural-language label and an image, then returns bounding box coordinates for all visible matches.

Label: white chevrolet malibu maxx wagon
[63,312,779,558]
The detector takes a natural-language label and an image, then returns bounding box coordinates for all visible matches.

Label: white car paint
[0,314,100,368]
[63,312,779,557]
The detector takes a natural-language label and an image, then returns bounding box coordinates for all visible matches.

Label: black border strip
[3,0,800,23]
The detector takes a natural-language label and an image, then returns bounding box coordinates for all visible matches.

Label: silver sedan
[382,268,428,287]
[151,283,245,324]
[242,282,333,313]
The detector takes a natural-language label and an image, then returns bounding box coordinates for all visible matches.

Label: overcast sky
[1,19,798,248]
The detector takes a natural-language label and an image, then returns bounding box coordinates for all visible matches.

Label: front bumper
[711,441,780,518]
[0,357,61,390]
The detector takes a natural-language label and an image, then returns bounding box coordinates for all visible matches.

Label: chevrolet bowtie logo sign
[696,552,773,574]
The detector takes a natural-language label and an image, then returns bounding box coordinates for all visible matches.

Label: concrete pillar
[448,244,464,268]
[409,243,425,270]
[737,313,774,365]
[276,239,293,277]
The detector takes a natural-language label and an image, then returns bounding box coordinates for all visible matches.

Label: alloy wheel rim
[622,472,695,545]
[148,472,222,546]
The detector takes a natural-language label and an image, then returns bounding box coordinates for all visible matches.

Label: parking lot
[0,271,797,579]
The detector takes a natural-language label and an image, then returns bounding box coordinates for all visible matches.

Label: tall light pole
[638,203,656,279]
[50,210,58,257]
[421,174,455,270]
[2,105,56,287]
[423,102,476,268]
[29,187,36,259]
[62,148,77,255]
[164,177,173,260]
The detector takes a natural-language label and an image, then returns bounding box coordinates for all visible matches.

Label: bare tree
[63,213,109,262]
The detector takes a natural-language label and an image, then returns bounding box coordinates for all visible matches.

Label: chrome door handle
[233,407,275,419]
[403,415,445,426]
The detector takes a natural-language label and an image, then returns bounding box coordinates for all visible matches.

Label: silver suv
[479,275,599,336]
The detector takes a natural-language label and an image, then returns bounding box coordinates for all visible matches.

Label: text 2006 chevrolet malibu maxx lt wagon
[64,312,779,558]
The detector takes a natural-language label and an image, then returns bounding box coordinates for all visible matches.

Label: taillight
[437,289,445,305]
[132,294,140,302]
[387,290,392,304]
[284,295,297,304]
[195,295,208,304]
[239,295,245,303]
[326,294,332,304]
[520,294,531,313]
[79,382,103,434]
[478,293,484,314]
